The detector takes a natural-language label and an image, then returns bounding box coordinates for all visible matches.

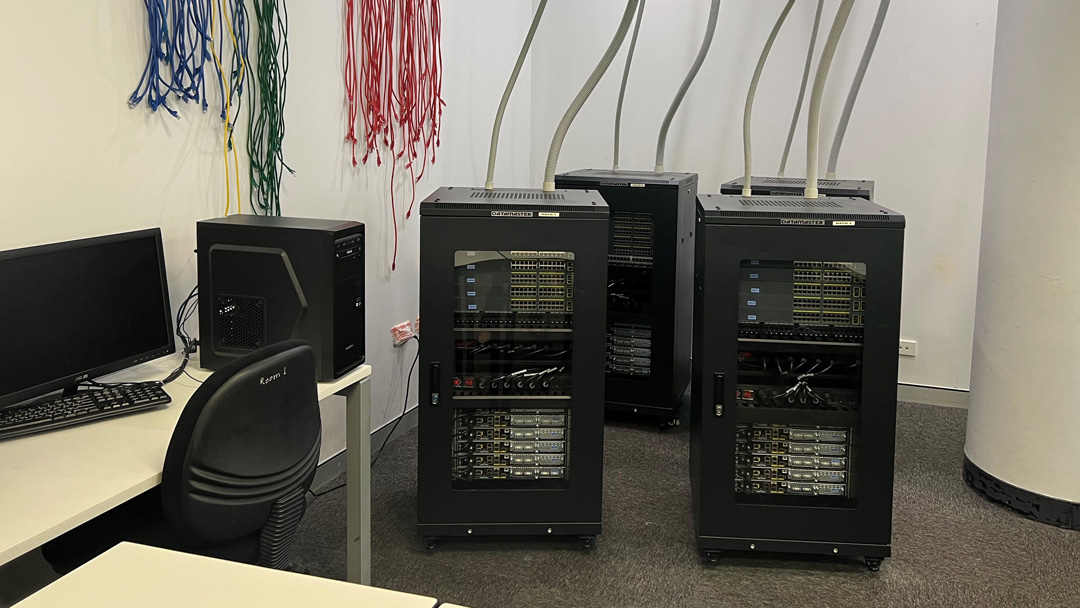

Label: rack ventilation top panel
[699,194,903,227]
[556,169,696,188]
[420,187,608,217]
[720,176,874,200]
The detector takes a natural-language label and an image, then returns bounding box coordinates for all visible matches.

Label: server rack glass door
[451,250,575,490]
[691,224,903,571]
[417,235,605,547]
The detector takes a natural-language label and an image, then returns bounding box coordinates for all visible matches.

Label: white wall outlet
[899,340,918,357]
[390,321,415,346]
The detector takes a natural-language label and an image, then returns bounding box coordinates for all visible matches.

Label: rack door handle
[713,372,725,417]
[430,362,441,405]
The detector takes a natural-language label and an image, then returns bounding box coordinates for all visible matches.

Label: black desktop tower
[197,215,365,382]
[417,187,608,545]
[721,176,874,200]
[555,169,697,423]
[690,193,905,570]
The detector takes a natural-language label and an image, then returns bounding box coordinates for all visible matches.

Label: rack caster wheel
[579,535,596,550]
[424,537,439,551]
[660,417,679,430]
[864,558,882,572]
[703,551,721,564]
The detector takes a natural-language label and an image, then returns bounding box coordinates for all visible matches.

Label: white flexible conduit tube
[485,0,549,190]
[826,0,890,179]
[741,0,795,197]
[778,0,824,178]
[804,0,855,199]
[654,0,721,173]
[613,0,647,171]
[543,0,639,192]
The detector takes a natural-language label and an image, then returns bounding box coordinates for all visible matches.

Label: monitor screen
[0,229,175,407]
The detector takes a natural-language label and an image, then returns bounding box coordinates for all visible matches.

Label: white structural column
[966,0,1080,504]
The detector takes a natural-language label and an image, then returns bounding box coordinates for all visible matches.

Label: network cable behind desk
[0,353,374,585]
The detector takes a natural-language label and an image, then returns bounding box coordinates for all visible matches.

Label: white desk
[0,354,374,585]
[15,542,434,608]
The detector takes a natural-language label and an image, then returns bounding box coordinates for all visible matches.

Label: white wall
[530,0,998,390]
[0,1,534,460]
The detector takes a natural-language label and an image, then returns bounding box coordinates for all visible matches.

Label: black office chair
[43,339,321,572]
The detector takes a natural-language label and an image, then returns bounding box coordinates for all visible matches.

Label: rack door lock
[430,362,441,405]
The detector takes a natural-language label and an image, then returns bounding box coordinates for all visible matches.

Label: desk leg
[342,377,371,585]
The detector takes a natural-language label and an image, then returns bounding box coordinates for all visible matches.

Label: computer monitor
[0,229,175,408]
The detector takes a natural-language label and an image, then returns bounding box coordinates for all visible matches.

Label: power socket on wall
[899,340,918,357]
[390,321,415,346]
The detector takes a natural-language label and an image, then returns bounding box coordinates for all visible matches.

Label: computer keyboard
[0,383,172,440]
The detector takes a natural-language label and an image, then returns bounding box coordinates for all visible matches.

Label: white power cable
[804,0,855,199]
[613,0,647,171]
[741,0,795,197]
[543,0,640,192]
[778,0,824,178]
[654,0,721,173]
[827,0,891,178]
[485,0,548,190]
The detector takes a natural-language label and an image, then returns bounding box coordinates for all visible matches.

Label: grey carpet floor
[292,403,1080,608]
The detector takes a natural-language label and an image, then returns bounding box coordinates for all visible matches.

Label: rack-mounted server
[418,187,608,547]
[690,193,904,571]
[720,176,874,200]
[555,169,696,424]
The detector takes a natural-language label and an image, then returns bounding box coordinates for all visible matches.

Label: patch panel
[538,300,566,311]
[538,272,566,284]
[792,283,822,296]
[538,286,565,298]
[511,286,538,297]
[822,284,853,297]
[538,260,566,270]
[821,299,851,311]
[511,272,538,284]
[510,260,538,270]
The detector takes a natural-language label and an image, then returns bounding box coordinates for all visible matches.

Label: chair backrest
[162,339,321,561]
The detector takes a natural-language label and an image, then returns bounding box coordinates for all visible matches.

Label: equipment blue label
[751,287,760,293]
[747,300,757,306]
[747,314,757,320]
[466,277,475,283]
[468,304,477,310]
[467,291,476,297]
[467,264,475,269]
[750,273,759,279]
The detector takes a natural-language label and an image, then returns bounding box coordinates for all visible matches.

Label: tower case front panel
[555,170,696,420]
[691,193,904,564]
[417,187,608,538]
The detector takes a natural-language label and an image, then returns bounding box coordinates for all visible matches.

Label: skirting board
[897,383,969,408]
[311,405,418,493]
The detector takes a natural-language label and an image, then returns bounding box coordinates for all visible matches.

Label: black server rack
[690,193,905,571]
[555,169,697,423]
[417,186,609,547]
[721,176,874,200]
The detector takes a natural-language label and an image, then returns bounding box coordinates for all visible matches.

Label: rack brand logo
[260,367,287,386]
[781,219,825,226]
[491,211,533,218]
